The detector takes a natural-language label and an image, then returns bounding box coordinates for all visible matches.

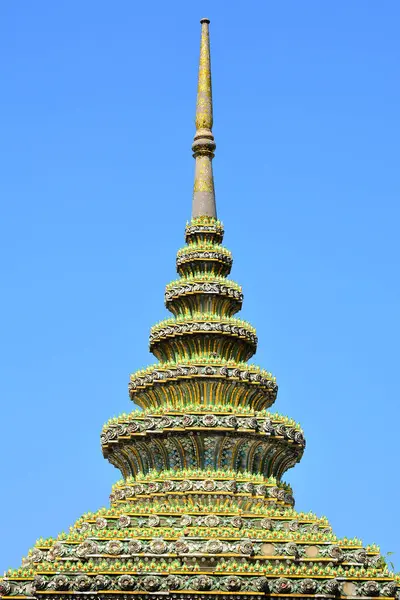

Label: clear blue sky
[1,0,399,573]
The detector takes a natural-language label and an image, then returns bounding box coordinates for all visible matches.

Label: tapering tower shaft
[192,18,217,218]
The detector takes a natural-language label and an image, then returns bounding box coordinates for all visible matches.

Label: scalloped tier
[149,319,257,362]
[102,413,305,446]
[107,475,295,507]
[165,279,243,317]
[128,363,277,411]
[176,247,232,278]
[185,218,224,245]
[177,252,232,278]
[101,415,305,480]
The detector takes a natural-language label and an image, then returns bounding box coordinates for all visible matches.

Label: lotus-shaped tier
[101,410,305,480]
[149,315,257,362]
[128,361,277,411]
[165,276,243,317]
[176,242,233,277]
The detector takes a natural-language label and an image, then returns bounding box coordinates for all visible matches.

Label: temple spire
[192,18,217,219]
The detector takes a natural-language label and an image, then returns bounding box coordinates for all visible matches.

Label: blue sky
[1,0,399,572]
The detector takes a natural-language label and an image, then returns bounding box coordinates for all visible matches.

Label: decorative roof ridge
[102,410,303,431]
[150,313,256,334]
[129,358,275,379]
[177,242,231,254]
[165,274,242,290]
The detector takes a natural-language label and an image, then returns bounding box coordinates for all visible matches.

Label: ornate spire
[0,19,398,600]
[192,18,217,219]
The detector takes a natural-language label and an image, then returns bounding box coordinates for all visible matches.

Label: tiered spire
[0,19,398,600]
[192,18,217,218]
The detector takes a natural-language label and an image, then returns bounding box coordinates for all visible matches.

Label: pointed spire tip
[191,16,216,219]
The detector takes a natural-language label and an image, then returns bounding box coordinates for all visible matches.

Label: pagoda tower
[1,18,398,600]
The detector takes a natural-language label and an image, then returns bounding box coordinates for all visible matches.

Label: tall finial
[192,18,217,219]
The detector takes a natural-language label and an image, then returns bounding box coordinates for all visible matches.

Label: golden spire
[192,18,217,219]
